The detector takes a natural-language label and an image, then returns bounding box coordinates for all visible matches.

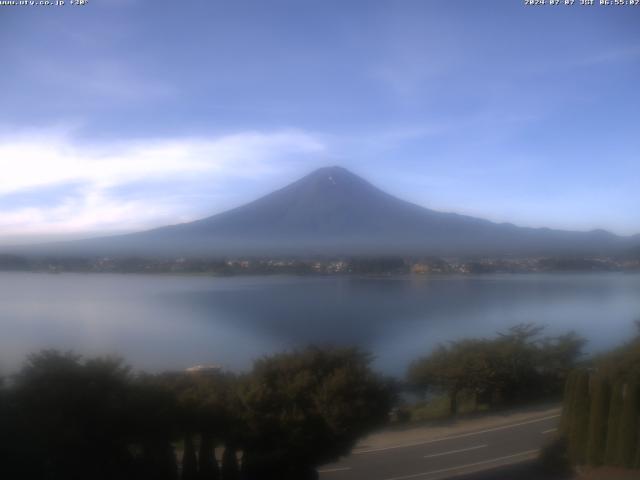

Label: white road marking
[355,414,560,454]
[423,444,488,459]
[542,428,557,434]
[318,467,352,473]
[382,449,540,480]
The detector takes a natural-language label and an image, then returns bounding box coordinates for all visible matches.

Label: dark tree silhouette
[11,351,136,480]
[182,433,198,480]
[221,444,240,480]
[1,347,394,480]
[238,346,393,479]
[586,375,611,466]
[198,433,220,480]
[409,324,585,415]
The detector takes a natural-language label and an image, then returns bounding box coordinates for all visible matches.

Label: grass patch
[407,393,489,423]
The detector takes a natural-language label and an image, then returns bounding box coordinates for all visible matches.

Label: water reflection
[1,272,639,375]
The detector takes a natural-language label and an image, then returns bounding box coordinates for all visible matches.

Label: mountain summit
[159,165,431,239]
[34,166,632,256]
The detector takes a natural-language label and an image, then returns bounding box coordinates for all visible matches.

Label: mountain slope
[23,166,635,257]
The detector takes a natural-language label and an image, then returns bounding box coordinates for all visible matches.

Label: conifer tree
[604,381,624,465]
[586,375,610,466]
[183,434,198,480]
[560,370,578,435]
[221,444,240,480]
[568,371,590,464]
[616,381,639,468]
[198,433,219,480]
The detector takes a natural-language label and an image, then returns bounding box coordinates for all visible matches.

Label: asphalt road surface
[319,413,560,480]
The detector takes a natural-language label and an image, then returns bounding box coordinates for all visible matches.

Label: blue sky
[1,0,639,243]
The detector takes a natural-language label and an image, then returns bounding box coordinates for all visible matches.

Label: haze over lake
[1,272,639,376]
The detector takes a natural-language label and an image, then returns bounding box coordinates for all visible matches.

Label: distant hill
[14,166,638,257]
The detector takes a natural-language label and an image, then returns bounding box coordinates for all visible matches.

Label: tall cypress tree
[586,375,610,466]
[221,444,240,480]
[182,434,198,480]
[616,380,640,468]
[142,440,178,480]
[604,381,624,465]
[568,371,590,464]
[560,371,577,435]
[198,433,219,480]
[166,443,180,480]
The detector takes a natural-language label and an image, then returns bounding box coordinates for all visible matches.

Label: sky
[1,0,639,244]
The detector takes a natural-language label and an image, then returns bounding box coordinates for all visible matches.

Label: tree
[12,350,137,480]
[586,375,610,466]
[538,332,587,396]
[408,344,463,415]
[0,372,37,478]
[635,429,640,469]
[492,324,548,404]
[408,324,585,415]
[221,445,240,480]
[198,433,220,480]
[152,370,238,480]
[125,375,180,480]
[604,381,624,465]
[568,370,590,464]
[182,434,198,480]
[616,380,639,468]
[408,340,494,415]
[560,371,578,436]
[558,324,640,471]
[596,322,640,383]
[238,347,393,479]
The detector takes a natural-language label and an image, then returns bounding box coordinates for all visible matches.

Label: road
[319,413,560,480]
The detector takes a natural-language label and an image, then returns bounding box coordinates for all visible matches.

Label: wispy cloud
[0,128,325,238]
[22,57,175,104]
[572,44,640,68]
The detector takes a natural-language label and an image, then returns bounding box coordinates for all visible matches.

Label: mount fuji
[19,166,636,257]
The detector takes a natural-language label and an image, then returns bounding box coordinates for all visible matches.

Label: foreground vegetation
[408,324,585,417]
[0,347,393,480]
[559,322,640,472]
[0,324,591,479]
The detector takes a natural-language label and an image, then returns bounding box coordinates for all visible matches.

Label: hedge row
[561,370,640,469]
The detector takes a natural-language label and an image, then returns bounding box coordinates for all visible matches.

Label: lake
[1,272,639,376]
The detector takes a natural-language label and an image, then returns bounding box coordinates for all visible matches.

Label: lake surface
[1,272,639,376]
